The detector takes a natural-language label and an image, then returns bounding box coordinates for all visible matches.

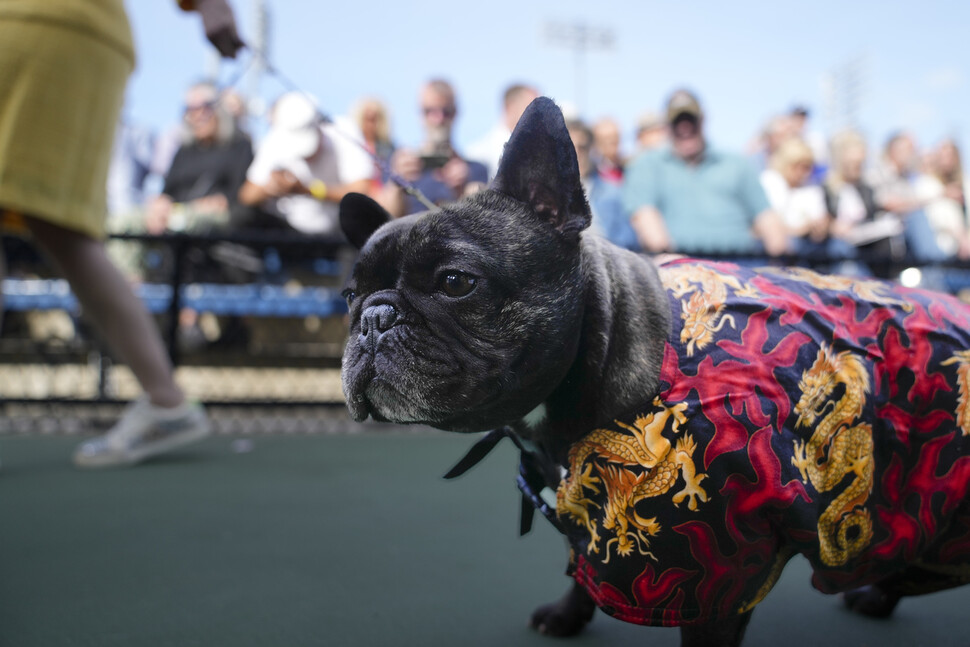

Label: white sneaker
[74,397,210,468]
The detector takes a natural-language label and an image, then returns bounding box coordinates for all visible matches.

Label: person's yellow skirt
[0,0,135,239]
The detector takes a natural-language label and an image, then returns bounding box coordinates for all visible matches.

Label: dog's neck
[513,236,671,460]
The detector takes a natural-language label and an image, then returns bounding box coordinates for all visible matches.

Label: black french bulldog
[339,97,970,647]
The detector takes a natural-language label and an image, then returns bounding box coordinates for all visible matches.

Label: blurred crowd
[108,78,967,288]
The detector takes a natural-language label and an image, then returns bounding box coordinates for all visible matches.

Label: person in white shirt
[917,139,969,259]
[239,92,372,236]
[466,83,539,180]
[760,137,830,254]
[865,131,946,265]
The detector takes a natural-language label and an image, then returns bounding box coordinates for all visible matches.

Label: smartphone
[419,154,451,171]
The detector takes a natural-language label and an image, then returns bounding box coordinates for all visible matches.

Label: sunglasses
[184,101,216,116]
[422,106,456,118]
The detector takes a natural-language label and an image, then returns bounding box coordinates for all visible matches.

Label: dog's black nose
[360,304,399,347]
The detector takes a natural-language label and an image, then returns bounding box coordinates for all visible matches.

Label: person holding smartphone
[383,79,489,217]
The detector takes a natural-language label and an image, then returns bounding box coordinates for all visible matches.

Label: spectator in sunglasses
[146,82,253,234]
[384,78,488,216]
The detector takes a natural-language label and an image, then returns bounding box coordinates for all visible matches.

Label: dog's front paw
[843,585,901,618]
[529,583,596,637]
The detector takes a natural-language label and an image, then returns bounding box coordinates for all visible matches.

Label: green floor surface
[1,432,968,647]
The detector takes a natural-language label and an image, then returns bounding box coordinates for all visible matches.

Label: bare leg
[23,217,184,407]
[0,236,6,330]
[529,580,596,637]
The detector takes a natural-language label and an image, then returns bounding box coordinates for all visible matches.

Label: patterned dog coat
[550,259,970,626]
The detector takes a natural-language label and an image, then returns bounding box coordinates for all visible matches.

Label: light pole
[246,0,270,118]
[543,20,615,117]
[822,55,869,135]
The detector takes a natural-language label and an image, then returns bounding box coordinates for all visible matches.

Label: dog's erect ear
[340,193,391,249]
[492,97,591,240]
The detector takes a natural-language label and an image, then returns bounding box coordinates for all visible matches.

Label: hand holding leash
[191,0,246,58]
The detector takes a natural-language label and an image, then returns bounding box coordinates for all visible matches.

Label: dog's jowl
[339,97,970,647]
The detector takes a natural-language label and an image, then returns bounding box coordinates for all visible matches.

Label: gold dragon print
[792,343,875,566]
[557,398,708,563]
[760,266,914,312]
[941,350,970,436]
[660,265,758,357]
[680,291,736,357]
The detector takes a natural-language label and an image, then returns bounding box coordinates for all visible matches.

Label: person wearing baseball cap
[238,92,373,235]
[665,89,706,163]
[666,89,704,122]
[623,88,788,258]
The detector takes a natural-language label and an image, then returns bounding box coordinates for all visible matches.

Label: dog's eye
[440,272,477,298]
[341,288,357,306]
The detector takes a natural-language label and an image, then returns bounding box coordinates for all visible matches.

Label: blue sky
[125,0,968,161]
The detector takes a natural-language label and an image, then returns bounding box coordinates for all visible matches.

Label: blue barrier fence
[2,278,348,319]
[1,230,353,370]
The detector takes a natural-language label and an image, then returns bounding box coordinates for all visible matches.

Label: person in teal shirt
[623,89,788,257]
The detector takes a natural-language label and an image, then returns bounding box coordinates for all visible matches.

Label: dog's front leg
[529,579,596,636]
[679,610,753,647]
